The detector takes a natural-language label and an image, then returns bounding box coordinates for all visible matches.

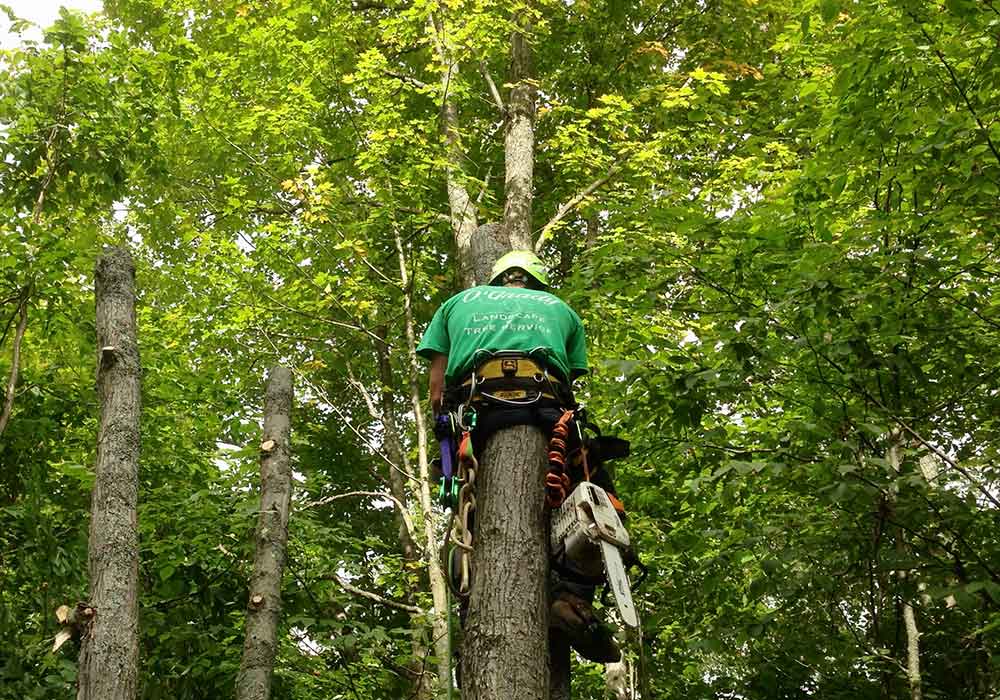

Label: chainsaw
[550,481,639,627]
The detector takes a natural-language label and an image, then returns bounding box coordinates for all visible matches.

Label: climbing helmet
[488,250,550,288]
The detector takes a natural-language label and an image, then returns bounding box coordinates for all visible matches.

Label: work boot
[550,591,621,663]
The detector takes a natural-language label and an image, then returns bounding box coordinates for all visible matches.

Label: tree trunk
[0,284,30,438]
[375,330,434,700]
[77,246,141,700]
[470,223,512,285]
[236,366,294,700]
[462,425,550,700]
[503,21,537,251]
[395,231,453,695]
[430,9,551,698]
[430,14,480,288]
[887,431,922,700]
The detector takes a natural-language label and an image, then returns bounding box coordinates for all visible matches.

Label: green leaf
[820,0,841,22]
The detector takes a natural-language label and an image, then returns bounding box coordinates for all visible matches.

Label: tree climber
[417,250,624,663]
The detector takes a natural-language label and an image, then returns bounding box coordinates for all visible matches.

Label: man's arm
[566,309,589,381]
[429,353,447,415]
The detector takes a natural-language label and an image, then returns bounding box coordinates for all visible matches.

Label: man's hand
[429,353,447,415]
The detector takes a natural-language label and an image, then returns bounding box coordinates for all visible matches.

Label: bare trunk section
[395,232,452,695]
[901,601,922,700]
[887,432,922,700]
[503,22,536,251]
[0,286,29,438]
[77,247,141,700]
[462,426,550,700]
[469,223,512,285]
[236,366,294,700]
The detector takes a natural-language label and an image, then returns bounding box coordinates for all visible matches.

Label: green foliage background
[2,0,999,698]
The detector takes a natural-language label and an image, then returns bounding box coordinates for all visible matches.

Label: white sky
[2,0,104,48]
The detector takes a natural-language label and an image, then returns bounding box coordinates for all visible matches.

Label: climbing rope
[545,409,576,508]
[450,430,478,597]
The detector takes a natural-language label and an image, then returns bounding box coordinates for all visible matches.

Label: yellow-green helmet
[489,250,550,288]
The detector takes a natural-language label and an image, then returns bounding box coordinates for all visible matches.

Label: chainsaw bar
[599,539,638,627]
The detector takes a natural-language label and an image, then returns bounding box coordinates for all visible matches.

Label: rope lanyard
[451,430,478,597]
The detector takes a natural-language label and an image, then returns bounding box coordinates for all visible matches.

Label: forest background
[2,0,999,698]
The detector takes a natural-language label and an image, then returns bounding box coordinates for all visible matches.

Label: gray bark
[462,425,550,700]
[469,223,511,285]
[605,660,630,700]
[503,24,536,251]
[77,247,141,700]
[236,366,294,700]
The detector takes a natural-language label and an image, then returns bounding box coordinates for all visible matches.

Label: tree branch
[478,59,504,114]
[804,335,1000,511]
[320,572,424,614]
[382,69,429,90]
[291,366,417,485]
[303,489,419,551]
[534,156,625,252]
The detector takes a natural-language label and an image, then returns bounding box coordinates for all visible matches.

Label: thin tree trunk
[77,247,141,700]
[462,426,550,700]
[0,287,29,438]
[395,231,453,695]
[375,331,433,700]
[375,331,419,564]
[236,366,294,700]
[887,431,922,700]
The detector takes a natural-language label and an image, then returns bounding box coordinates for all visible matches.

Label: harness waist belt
[460,357,563,386]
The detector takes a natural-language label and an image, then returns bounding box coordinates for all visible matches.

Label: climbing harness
[439,350,566,600]
[437,349,645,619]
[457,351,567,407]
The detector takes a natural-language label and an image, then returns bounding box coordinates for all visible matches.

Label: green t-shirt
[416,286,588,384]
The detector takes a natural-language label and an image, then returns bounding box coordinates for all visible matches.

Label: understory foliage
[1,0,998,698]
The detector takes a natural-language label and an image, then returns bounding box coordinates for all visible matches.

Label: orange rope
[546,410,576,508]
